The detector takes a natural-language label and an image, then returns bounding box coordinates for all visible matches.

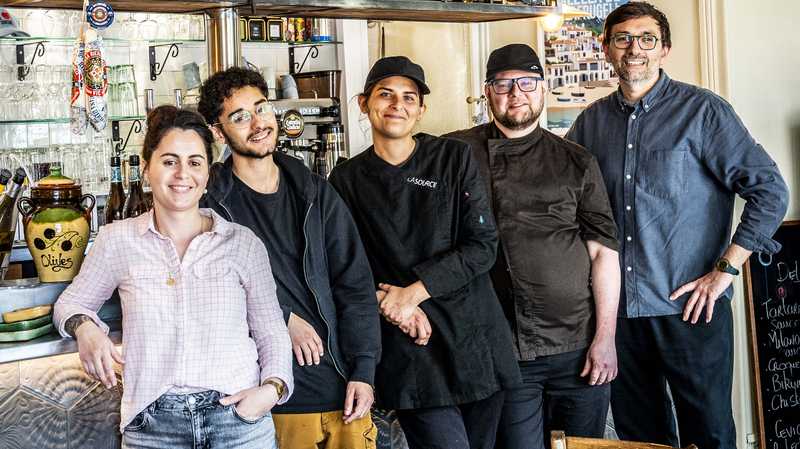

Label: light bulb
[542,13,565,33]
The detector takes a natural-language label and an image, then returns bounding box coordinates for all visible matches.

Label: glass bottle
[0,168,27,280]
[0,168,11,194]
[104,156,126,224]
[122,155,149,219]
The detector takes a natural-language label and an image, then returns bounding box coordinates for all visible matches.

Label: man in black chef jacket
[447,44,621,449]
[197,67,381,449]
[329,56,521,449]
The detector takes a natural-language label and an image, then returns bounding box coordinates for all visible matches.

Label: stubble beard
[224,128,277,160]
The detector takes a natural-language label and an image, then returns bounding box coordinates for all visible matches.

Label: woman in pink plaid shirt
[54,106,293,449]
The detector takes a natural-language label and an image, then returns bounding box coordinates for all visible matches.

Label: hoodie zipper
[302,201,347,380]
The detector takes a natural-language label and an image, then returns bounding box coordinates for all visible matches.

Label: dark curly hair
[197,67,269,125]
[142,105,214,169]
[603,2,671,49]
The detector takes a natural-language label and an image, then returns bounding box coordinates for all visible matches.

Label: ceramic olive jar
[17,166,95,283]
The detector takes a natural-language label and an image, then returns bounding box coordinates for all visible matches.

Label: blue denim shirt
[567,71,788,318]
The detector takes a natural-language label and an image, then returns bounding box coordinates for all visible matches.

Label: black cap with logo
[485,44,544,81]
[364,56,431,95]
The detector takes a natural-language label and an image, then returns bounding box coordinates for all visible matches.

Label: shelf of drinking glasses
[0,37,206,45]
[0,115,145,125]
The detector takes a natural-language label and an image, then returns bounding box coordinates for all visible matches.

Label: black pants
[611,300,736,449]
[395,390,505,449]
[495,349,610,449]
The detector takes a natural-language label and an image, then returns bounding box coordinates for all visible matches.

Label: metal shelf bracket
[112,119,144,155]
[149,43,181,81]
[16,41,47,81]
[290,45,320,74]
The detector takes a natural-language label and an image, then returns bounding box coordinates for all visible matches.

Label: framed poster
[545,0,629,135]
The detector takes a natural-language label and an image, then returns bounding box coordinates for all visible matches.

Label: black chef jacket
[329,133,520,410]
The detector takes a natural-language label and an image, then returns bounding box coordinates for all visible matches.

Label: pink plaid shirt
[54,209,293,432]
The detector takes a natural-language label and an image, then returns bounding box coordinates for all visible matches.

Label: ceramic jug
[17,166,95,283]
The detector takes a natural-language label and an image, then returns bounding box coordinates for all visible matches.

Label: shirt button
[631,114,637,120]
[188,397,196,405]
[627,144,633,149]
[626,266,632,272]
[644,104,649,109]
[626,174,632,180]
[626,205,631,211]
[627,236,632,241]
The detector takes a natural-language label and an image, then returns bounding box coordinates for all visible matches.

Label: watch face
[717,259,729,270]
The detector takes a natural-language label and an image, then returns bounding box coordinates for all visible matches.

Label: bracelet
[263,378,285,399]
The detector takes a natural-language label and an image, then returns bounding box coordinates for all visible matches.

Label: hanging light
[540,1,590,33]
[542,12,565,33]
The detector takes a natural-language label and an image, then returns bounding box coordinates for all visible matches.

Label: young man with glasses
[198,67,381,449]
[566,3,788,449]
[447,44,621,449]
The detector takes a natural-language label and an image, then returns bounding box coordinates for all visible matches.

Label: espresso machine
[273,98,346,177]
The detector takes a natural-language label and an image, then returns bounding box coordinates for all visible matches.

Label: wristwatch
[715,257,740,276]
[263,378,286,399]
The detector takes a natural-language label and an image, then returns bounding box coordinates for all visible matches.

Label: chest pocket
[638,148,688,199]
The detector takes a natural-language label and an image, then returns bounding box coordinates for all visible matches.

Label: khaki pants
[273,411,377,449]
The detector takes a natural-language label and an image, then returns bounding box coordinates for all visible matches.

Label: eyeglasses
[611,33,660,50]
[487,76,542,95]
[215,102,275,128]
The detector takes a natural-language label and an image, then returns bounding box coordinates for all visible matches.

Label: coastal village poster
[546,0,629,135]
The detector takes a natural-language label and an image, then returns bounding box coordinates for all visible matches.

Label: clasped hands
[376,282,432,346]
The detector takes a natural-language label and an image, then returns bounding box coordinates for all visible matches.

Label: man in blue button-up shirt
[567,3,789,449]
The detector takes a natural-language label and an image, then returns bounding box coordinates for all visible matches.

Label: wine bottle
[122,155,149,219]
[0,168,11,194]
[104,156,126,224]
[0,168,27,281]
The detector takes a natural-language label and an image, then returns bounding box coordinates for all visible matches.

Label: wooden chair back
[550,431,699,449]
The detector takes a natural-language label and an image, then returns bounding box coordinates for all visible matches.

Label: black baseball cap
[364,56,431,95]
[485,44,544,81]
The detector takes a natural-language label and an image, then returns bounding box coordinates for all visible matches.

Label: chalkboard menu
[745,221,800,449]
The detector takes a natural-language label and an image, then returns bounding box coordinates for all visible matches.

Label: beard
[614,55,660,87]
[492,96,544,131]
[223,127,277,160]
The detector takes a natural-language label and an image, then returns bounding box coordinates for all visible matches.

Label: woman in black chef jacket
[328,56,521,449]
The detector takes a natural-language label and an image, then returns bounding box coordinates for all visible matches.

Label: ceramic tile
[20,353,99,408]
[0,388,67,449]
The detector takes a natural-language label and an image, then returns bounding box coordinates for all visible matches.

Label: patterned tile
[0,361,20,404]
[20,353,98,408]
[373,408,409,449]
[0,388,67,449]
[68,382,122,449]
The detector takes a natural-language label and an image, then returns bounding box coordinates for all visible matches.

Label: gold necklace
[162,215,211,287]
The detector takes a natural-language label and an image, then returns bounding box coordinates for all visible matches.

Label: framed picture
[545,0,629,135]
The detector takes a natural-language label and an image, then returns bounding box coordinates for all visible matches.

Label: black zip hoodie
[202,152,381,386]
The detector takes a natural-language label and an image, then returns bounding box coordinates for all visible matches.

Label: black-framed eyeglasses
[487,76,542,95]
[611,33,660,50]
[213,101,275,129]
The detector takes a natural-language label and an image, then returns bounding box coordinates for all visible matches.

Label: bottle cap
[129,154,140,165]
[110,156,121,166]
[0,168,11,184]
[12,167,26,185]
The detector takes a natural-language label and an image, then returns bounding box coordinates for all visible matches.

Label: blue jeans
[122,390,278,449]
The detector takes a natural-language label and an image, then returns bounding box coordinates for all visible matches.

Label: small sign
[86,2,115,30]
[281,109,305,139]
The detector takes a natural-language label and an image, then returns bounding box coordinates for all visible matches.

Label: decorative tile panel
[0,361,20,404]
[0,388,67,449]
[68,382,122,449]
[20,353,98,408]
